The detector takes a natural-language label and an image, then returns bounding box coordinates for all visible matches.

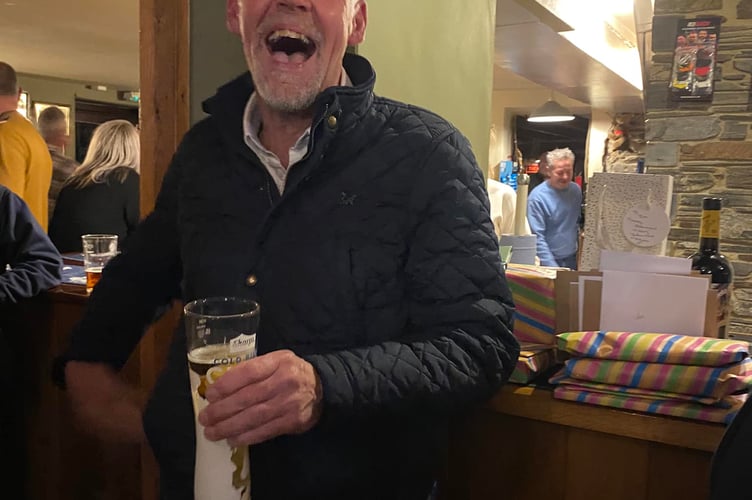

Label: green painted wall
[17,73,137,159]
[190,0,246,124]
[187,0,497,171]
[358,0,496,173]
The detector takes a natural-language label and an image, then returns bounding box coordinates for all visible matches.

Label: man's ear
[226,0,240,35]
[347,1,367,46]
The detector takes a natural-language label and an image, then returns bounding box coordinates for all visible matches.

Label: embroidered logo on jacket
[339,192,357,206]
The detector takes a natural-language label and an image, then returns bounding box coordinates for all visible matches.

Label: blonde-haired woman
[49,119,140,253]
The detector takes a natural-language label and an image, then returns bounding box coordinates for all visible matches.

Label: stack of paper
[556,251,716,337]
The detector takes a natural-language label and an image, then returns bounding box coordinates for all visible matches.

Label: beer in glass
[184,297,260,500]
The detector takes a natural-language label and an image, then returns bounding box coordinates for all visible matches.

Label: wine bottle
[689,197,734,338]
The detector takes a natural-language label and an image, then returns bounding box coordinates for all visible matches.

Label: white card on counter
[599,250,692,275]
[599,270,708,336]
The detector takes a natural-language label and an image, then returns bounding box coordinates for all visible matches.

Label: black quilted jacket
[57,54,519,500]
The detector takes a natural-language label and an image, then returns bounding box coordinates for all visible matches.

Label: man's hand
[198,349,323,447]
[65,361,148,444]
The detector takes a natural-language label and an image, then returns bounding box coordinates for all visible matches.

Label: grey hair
[547,147,575,166]
[0,62,19,96]
[37,106,68,141]
[67,120,140,189]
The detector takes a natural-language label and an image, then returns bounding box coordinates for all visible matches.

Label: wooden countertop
[46,277,729,455]
[487,384,727,452]
[48,284,89,304]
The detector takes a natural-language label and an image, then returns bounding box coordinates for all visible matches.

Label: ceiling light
[527,96,575,123]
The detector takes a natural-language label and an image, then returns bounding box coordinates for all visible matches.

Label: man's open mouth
[267,30,316,61]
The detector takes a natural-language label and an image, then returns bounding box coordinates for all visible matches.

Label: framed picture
[669,17,721,102]
[33,101,71,135]
[17,91,29,119]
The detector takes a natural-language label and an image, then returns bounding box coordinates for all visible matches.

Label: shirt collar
[242,67,352,149]
[242,68,352,194]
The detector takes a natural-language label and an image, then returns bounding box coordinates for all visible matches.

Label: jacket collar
[202,52,376,156]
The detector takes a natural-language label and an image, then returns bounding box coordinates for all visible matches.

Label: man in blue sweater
[526,148,582,269]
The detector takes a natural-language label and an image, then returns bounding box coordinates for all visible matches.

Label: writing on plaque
[621,205,670,248]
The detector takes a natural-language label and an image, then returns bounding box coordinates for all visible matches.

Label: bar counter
[18,286,727,499]
[443,384,725,500]
[16,283,180,500]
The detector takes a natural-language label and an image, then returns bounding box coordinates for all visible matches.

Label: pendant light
[527,91,575,123]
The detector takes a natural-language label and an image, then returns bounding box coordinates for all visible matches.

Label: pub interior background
[2,0,752,499]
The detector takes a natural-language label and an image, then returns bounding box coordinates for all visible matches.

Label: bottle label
[700,210,720,239]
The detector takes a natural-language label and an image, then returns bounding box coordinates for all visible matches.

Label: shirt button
[246,274,258,286]
[327,115,337,128]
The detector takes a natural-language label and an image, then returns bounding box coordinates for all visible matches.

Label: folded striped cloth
[557,331,749,366]
[553,385,746,424]
[552,357,752,400]
[550,375,730,406]
[509,343,556,384]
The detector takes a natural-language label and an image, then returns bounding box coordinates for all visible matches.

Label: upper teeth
[268,30,311,45]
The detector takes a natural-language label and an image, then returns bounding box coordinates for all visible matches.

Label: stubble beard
[247,42,325,114]
[254,73,322,113]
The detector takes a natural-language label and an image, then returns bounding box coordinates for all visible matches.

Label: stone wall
[603,113,646,173]
[646,0,752,339]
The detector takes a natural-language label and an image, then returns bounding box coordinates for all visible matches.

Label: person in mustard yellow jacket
[0,62,53,229]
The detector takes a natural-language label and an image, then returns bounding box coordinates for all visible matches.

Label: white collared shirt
[242,69,352,194]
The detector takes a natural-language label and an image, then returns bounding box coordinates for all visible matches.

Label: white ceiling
[0,0,644,112]
[493,0,645,113]
[0,0,139,88]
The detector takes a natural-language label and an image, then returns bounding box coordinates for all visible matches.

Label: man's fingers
[227,415,291,448]
[206,350,292,400]
[199,376,276,426]
[204,396,286,442]
[203,390,318,443]
[199,350,323,444]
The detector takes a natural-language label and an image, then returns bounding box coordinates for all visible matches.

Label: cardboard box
[554,270,601,334]
[554,270,726,338]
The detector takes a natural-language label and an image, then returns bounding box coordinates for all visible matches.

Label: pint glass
[80,234,118,293]
[184,297,260,500]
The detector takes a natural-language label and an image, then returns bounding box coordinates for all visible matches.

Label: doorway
[515,114,590,181]
[74,98,139,163]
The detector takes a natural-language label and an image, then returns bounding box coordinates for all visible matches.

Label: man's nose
[276,0,310,12]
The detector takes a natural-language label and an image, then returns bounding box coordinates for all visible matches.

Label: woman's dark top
[48,167,139,253]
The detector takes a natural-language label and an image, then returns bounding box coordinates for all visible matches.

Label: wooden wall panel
[139,1,190,499]
[646,443,712,500]
[444,410,568,499]
[15,291,142,500]
[139,0,190,217]
[442,388,720,500]
[564,429,649,500]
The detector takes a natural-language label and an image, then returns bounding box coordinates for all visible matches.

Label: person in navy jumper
[0,184,61,303]
[0,183,61,499]
[526,147,582,269]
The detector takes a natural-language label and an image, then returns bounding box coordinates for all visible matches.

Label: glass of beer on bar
[81,234,118,293]
[184,297,260,500]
